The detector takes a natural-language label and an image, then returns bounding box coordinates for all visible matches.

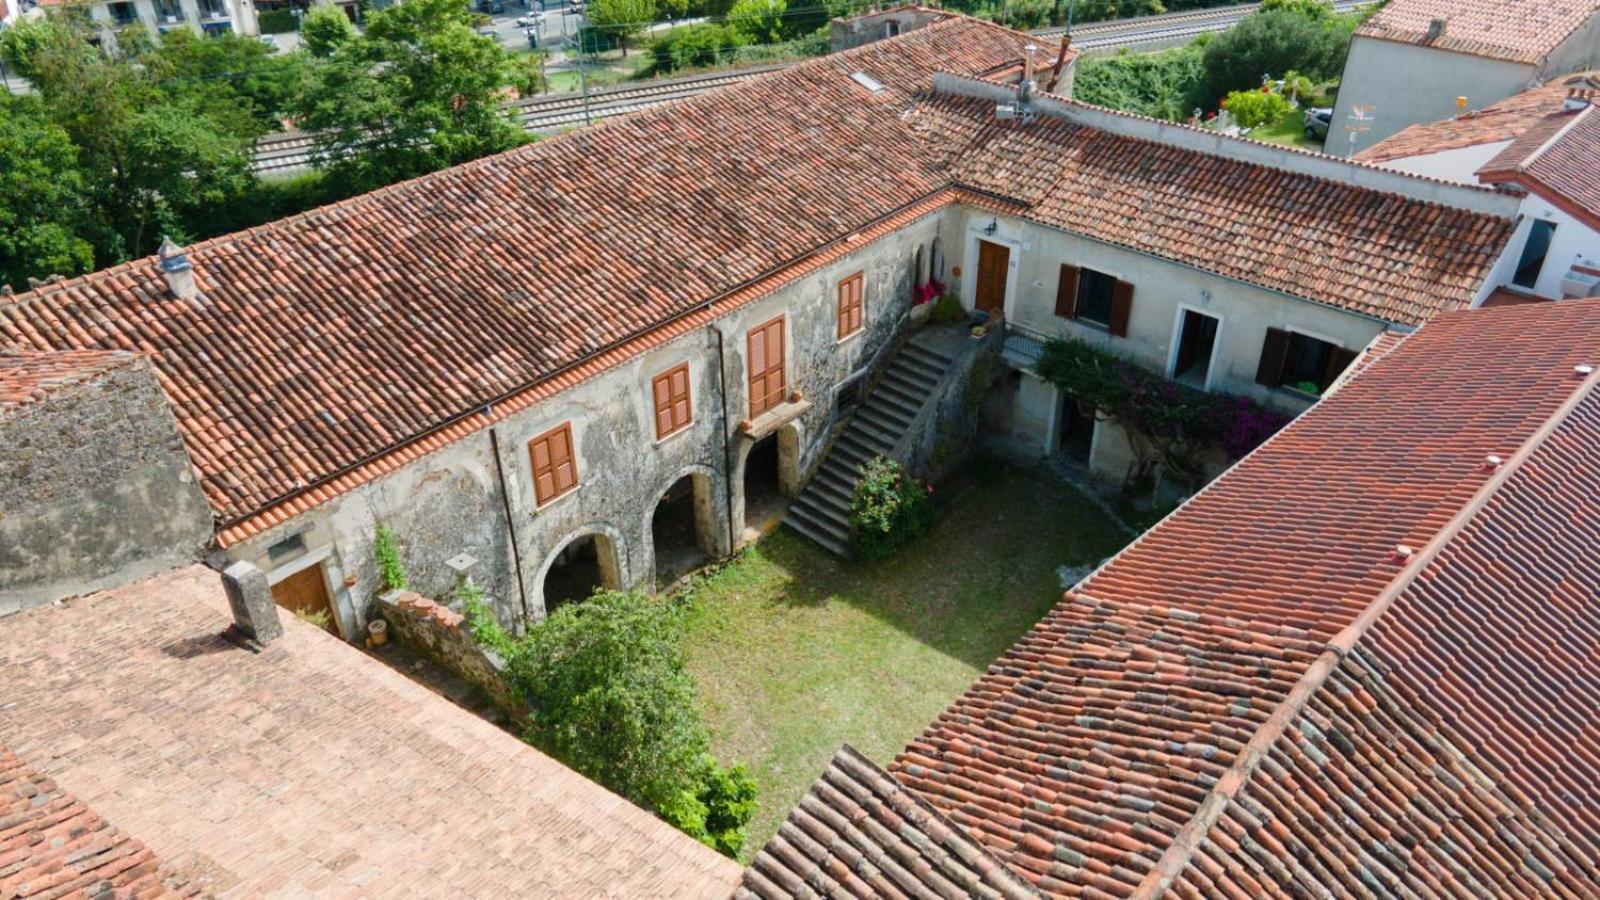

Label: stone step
[901,343,955,371]
[871,378,926,411]
[864,387,921,421]
[894,349,949,381]
[856,403,915,435]
[783,506,851,556]
[845,421,897,454]
[881,367,939,398]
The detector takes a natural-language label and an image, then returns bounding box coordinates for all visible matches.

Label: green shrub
[257,8,300,33]
[649,22,750,72]
[1223,88,1294,128]
[1074,44,1205,121]
[373,523,408,591]
[930,292,964,324]
[849,457,936,560]
[1187,7,1358,114]
[493,590,756,856]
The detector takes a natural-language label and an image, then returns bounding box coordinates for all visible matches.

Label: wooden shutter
[748,316,786,417]
[529,423,578,506]
[652,363,691,438]
[837,273,864,339]
[1109,280,1134,338]
[1322,346,1359,392]
[1055,264,1081,319]
[1256,328,1292,387]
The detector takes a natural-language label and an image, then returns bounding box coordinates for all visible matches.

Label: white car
[515,11,543,26]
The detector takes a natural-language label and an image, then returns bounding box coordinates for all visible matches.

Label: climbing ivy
[373,523,409,592]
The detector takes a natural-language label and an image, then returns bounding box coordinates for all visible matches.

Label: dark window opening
[1058,394,1095,463]
[743,434,784,528]
[1173,309,1220,388]
[1513,220,1557,289]
[267,532,307,563]
[109,2,138,24]
[544,536,604,614]
[1074,269,1118,326]
[885,20,900,36]
[652,477,707,585]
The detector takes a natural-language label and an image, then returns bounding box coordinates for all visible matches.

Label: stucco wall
[1,359,212,614]
[1543,13,1600,80]
[1329,37,1537,157]
[225,210,940,635]
[944,207,1387,414]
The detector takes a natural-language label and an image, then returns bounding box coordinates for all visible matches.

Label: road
[251,0,1367,175]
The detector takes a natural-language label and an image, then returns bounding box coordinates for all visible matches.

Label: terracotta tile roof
[1356,74,1600,163]
[0,16,1035,526]
[0,747,199,899]
[928,93,1515,326]
[1480,103,1600,232]
[1356,0,1600,65]
[841,300,1600,897]
[0,350,140,410]
[738,745,1038,900]
[0,565,742,897]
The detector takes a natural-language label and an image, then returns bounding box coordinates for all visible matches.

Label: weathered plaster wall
[944,206,1388,414]
[1329,38,1536,157]
[1,359,212,614]
[226,209,942,635]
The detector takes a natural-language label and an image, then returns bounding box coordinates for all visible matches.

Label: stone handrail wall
[376,589,525,720]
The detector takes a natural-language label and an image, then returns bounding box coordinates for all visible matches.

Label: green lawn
[1248,113,1324,150]
[678,463,1133,860]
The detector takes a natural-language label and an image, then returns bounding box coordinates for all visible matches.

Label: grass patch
[1247,113,1323,150]
[678,463,1132,860]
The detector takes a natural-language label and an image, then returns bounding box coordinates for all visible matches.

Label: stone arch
[531,522,626,618]
[731,419,803,543]
[931,236,944,281]
[642,464,724,590]
[914,244,927,286]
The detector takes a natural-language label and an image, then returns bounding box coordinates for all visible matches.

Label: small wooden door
[271,564,339,635]
[975,241,1010,314]
[747,315,786,418]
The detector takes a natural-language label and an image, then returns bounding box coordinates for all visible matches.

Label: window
[1255,328,1357,396]
[1054,264,1134,337]
[108,1,138,24]
[651,363,692,439]
[837,272,864,339]
[266,532,307,563]
[1513,219,1557,289]
[528,422,578,506]
[747,315,787,418]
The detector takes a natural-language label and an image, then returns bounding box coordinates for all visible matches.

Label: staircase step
[881,368,938,397]
[892,353,948,382]
[901,344,955,371]
[865,389,921,420]
[847,421,898,453]
[856,404,914,434]
[784,508,851,556]
[872,378,926,410]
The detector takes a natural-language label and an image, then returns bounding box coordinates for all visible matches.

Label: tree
[649,22,750,73]
[726,0,783,43]
[0,95,96,291]
[145,30,305,132]
[295,0,536,193]
[1187,7,1356,114]
[1074,45,1206,121]
[585,0,656,55]
[1222,87,1293,128]
[481,590,757,857]
[300,4,357,58]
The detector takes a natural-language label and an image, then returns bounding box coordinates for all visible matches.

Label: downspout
[486,416,530,624]
[712,325,739,554]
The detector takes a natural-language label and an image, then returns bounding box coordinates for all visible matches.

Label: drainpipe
[712,325,739,554]
[487,416,531,624]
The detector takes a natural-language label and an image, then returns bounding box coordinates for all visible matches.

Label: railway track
[252,0,1366,175]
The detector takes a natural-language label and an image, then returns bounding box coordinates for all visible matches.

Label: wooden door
[271,564,339,636]
[747,315,786,418]
[975,241,1010,314]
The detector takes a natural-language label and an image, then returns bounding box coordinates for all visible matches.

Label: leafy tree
[484,590,757,857]
[300,4,357,58]
[1259,0,1332,18]
[0,95,96,291]
[649,22,751,72]
[1074,44,1205,121]
[145,30,305,131]
[1222,87,1293,127]
[295,0,536,193]
[1186,6,1356,114]
[726,0,784,43]
[585,0,657,55]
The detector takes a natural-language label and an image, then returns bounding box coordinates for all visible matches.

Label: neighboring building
[1327,0,1600,156]
[0,12,1534,638]
[1359,76,1600,304]
[744,297,1600,897]
[38,0,262,39]
[0,565,742,897]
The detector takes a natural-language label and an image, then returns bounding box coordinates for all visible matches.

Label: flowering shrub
[1035,337,1292,484]
[849,456,936,560]
[914,278,946,305]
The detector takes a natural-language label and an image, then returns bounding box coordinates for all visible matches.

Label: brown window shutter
[653,364,691,437]
[671,366,691,431]
[652,373,674,438]
[838,273,864,339]
[553,425,577,494]
[1256,328,1291,387]
[1322,346,1359,391]
[1109,280,1134,337]
[1055,265,1081,319]
[529,423,578,505]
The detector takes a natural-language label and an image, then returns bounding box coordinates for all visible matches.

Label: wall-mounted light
[983,219,999,237]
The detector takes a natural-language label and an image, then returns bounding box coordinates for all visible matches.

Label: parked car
[1304,107,1333,141]
[258,34,279,51]
[515,10,543,25]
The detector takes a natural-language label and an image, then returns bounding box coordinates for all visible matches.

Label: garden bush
[1186,5,1357,114]
[256,8,300,33]
[483,589,756,857]
[1073,44,1205,121]
[649,23,750,72]
[1222,88,1294,128]
[849,456,936,560]
[929,292,965,324]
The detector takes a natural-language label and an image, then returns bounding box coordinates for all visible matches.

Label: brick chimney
[157,237,198,300]
[222,560,283,644]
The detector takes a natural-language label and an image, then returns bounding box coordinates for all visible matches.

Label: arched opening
[737,422,801,542]
[914,245,926,286]
[538,529,623,616]
[651,472,717,586]
[930,236,943,282]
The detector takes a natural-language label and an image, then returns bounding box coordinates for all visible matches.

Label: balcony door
[747,315,786,418]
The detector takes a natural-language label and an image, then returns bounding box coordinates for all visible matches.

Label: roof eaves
[1127,360,1600,897]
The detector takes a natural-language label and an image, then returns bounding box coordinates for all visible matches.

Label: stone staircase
[783,339,955,556]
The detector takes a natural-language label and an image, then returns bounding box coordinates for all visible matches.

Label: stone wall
[376,589,524,719]
[0,358,212,614]
[899,325,1004,483]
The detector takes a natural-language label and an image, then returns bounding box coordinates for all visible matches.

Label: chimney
[1562,89,1591,113]
[222,560,283,645]
[1022,43,1037,87]
[1426,17,1446,40]
[1045,33,1072,94]
[157,237,198,300]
